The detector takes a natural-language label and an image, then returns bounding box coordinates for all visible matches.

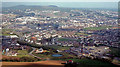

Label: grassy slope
[66,59,119,67]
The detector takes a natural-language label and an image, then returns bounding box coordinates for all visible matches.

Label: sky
[2,0,120,2]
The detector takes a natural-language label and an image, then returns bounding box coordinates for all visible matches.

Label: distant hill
[2,5,57,9]
[2,4,117,15]
[48,5,58,7]
[2,5,60,10]
[2,5,72,14]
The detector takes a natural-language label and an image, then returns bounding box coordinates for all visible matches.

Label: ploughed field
[2,60,65,67]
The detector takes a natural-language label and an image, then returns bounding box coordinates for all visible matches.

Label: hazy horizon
[2,2,118,9]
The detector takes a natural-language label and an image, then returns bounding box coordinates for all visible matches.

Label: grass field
[2,29,14,31]
[58,38,77,41]
[45,45,71,50]
[17,50,32,57]
[109,47,120,57]
[17,50,28,54]
[75,33,89,36]
[84,26,112,30]
[1,29,17,36]
[0,34,17,36]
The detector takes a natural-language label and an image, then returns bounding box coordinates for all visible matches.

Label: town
[1,5,120,66]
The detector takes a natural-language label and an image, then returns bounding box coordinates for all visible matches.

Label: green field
[17,50,32,57]
[45,45,71,50]
[84,26,112,30]
[109,47,120,57]
[18,50,28,54]
[58,38,77,41]
[75,33,89,36]
[2,29,14,31]
[1,29,17,36]
[0,34,17,36]
[33,52,52,58]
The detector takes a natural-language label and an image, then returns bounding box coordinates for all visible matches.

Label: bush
[2,56,20,62]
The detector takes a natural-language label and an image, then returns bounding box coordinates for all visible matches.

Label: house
[56,50,62,52]
[35,48,48,53]
[36,48,44,53]
[7,51,18,56]
[9,35,18,38]
[8,53,18,56]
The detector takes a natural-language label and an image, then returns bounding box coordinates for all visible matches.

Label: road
[29,47,41,59]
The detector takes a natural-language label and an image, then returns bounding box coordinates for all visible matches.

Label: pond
[52,54,63,57]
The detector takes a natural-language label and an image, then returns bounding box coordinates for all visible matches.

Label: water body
[52,54,63,57]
